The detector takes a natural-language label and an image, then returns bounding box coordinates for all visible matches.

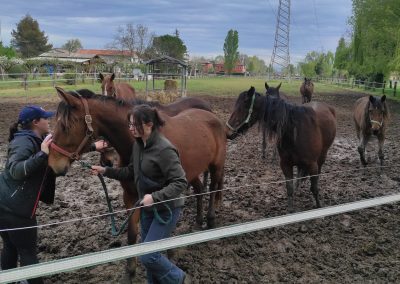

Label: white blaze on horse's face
[104,82,108,96]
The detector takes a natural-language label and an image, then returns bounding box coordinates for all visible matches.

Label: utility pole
[269,0,291,80]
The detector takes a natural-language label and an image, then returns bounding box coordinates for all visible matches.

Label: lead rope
[31,166,50,218]
[79,160,136,236]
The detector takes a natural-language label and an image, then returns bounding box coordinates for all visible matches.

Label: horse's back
[305,102,336,149]
[164,97,212,115]
[116,83,136,100]
[160,109,226,180]
[353,96,369,128]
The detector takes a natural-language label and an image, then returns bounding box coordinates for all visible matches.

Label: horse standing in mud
[226,85,336,211]
[99,73,136,100]
[353,95,389,166]
[300,77,314,104]
[48,88,226,281]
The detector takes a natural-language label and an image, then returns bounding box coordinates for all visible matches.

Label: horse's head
[265,82,282,98]
[100,147,120,167]
[99,73,116,97]
[226,86,261,139]
[304,78,314,88]
[368,95,387,133]
[48,87,99,175]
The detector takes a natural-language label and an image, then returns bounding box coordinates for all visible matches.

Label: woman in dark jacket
[0,105,55,284]
[92,104,189,284]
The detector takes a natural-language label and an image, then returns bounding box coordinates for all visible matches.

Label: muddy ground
[0,89,400,283]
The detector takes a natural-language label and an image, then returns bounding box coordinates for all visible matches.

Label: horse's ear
[111,73,115,81]
[99,73,104,82]
[381,95,386,102]
[247,86,255,96]
[277,82,282,90]
[369,95,376,103]
[265,82,269,90]
[304,77,307,81]
[55,87,80,106]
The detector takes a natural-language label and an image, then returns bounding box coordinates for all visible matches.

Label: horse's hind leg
[308,163,322,208]
[206,165,224,228]
[191,177,204,227]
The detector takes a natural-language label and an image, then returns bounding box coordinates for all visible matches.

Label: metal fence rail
[2,193,400,283]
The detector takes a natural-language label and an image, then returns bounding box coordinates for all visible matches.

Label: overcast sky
[0,0,353,64]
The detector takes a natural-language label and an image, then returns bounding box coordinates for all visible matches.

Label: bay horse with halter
[48,88,226,280]
[353,95,389,166]
[226,84,336,211]
[99,73,136,100]
[300,77,314,104]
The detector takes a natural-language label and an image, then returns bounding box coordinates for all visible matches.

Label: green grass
[0,77,398,101]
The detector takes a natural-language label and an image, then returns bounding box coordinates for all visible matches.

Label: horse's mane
[262,96,313,143]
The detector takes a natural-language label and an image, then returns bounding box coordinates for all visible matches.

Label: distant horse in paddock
[226,85,336,211]
[99,72,136,100]
[353,95,389,166]
[300,77,314,103]
[48,88,226,281]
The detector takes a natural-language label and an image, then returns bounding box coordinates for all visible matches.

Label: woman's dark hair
[8,121,33,142]
[127,104,165,135]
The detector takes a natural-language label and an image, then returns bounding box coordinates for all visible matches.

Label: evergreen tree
[11,14,52,58]
[223,29,239,74]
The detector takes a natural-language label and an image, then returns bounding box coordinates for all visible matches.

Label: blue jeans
[140,206,184,284]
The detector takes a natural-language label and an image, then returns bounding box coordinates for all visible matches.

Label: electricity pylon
[269,0,291,79]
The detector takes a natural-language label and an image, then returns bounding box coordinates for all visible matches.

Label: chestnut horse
[226,85,336,211]
[300,77,314,103]
[353,95,389,166]
[48,87,226,280]
[99,73,136,100]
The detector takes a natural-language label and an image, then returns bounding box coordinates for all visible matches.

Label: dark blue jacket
[0,130,56,218]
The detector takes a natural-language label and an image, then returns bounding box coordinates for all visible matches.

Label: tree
[62,39,83,54]
[246,55,267,75]
[110,23,154,62]
[151,34,187,61]
[223,29,239,75]
[334,37,351,76]
[0,56,24,79]
[0,42,17,58]
[11,14,52,58]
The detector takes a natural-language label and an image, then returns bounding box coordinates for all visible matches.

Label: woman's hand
[41,134,53,154]
[94,140,109,152]
[141,194,154,206]
[91,165,106,175]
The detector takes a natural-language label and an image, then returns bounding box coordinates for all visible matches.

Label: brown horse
[300,77,314,103]
[48,87,226,280]
[99,96,212,168]
[353,95,389,166]
[99,73,136,100]
[227,85,336,211]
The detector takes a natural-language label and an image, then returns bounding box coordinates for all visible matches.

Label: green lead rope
[79,160,172,236]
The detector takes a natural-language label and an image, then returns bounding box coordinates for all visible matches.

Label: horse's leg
[262,130,267,159]
[191,177,204,227]
[377,134,385,168]
[203,170,209,190]
[280,160,294,212]
[121,183,140,282]
[308,163,321,208]
[357,134,368,166]
[206,165,223,228]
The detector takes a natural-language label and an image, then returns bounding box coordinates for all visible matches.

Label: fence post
[23,74,28,91]
[394,81,397,96]
[389,80,392,89]
[382,81,386,94]
[52,72,56,87]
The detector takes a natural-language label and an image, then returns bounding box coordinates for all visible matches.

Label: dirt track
[0,90,400,283]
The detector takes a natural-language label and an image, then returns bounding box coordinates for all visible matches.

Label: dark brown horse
[227,85,336,211]
[300,77,314,103]
[48,87,226,280]
[99,73,136,100]
[353,95,389,166]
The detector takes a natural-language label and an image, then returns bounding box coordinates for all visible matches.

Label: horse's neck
[92,100,133,158]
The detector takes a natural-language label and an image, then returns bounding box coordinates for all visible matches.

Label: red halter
[50,95,94,161]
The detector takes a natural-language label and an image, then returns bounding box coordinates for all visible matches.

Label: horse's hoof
[207,218,216,229]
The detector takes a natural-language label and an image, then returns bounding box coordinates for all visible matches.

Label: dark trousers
[139,207,184,284]
[0,209,43,284]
